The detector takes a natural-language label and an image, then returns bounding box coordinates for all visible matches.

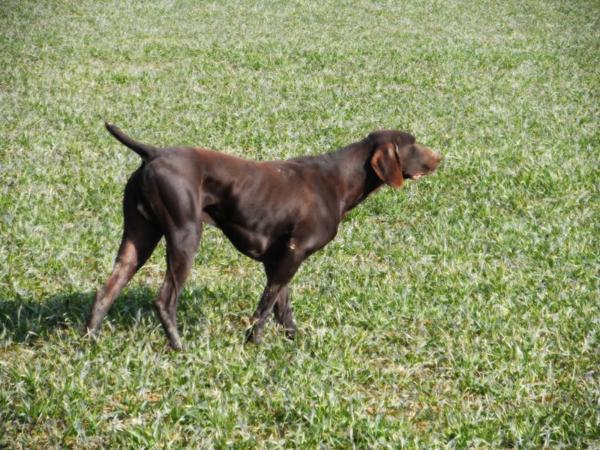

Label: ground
[0,0,598,447]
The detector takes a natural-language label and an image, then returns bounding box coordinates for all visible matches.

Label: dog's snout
[423,147,442,167]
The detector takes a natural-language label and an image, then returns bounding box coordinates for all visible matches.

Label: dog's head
[369,130,441,188]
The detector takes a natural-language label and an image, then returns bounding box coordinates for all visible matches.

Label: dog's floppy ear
[370,143,404,188]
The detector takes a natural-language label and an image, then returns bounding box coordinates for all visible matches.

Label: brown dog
[86,123,441,348]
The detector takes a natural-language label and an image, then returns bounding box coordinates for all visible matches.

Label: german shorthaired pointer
[86,123,441,348]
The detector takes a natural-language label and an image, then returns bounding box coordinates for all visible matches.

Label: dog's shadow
[0,287,215,344]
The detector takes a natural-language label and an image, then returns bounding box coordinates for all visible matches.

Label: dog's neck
[330,141,384,216]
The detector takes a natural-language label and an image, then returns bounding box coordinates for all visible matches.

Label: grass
[0,0,598,447]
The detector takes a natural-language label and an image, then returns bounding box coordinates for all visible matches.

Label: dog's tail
[105,122,159,161]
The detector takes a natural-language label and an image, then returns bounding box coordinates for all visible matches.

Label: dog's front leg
[273,286,296,340]
[245,257,302,344]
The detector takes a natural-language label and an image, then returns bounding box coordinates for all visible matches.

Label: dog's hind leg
[154,221,202,350]
[86,215,161,336]
[86,172,162,337]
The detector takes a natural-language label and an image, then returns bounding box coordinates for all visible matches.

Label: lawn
[0,0,598,447]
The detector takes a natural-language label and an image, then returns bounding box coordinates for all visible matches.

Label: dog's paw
[244,326,263,345]
[167,337,184,352]
[284,327,296,341]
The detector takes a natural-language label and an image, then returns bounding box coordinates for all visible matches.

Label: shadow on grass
[0,286,215,344]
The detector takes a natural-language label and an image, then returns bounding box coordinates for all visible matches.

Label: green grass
[1,0,598,447]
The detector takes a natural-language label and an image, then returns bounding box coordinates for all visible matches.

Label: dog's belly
[202,203,295,261]
[218,222,278,261]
